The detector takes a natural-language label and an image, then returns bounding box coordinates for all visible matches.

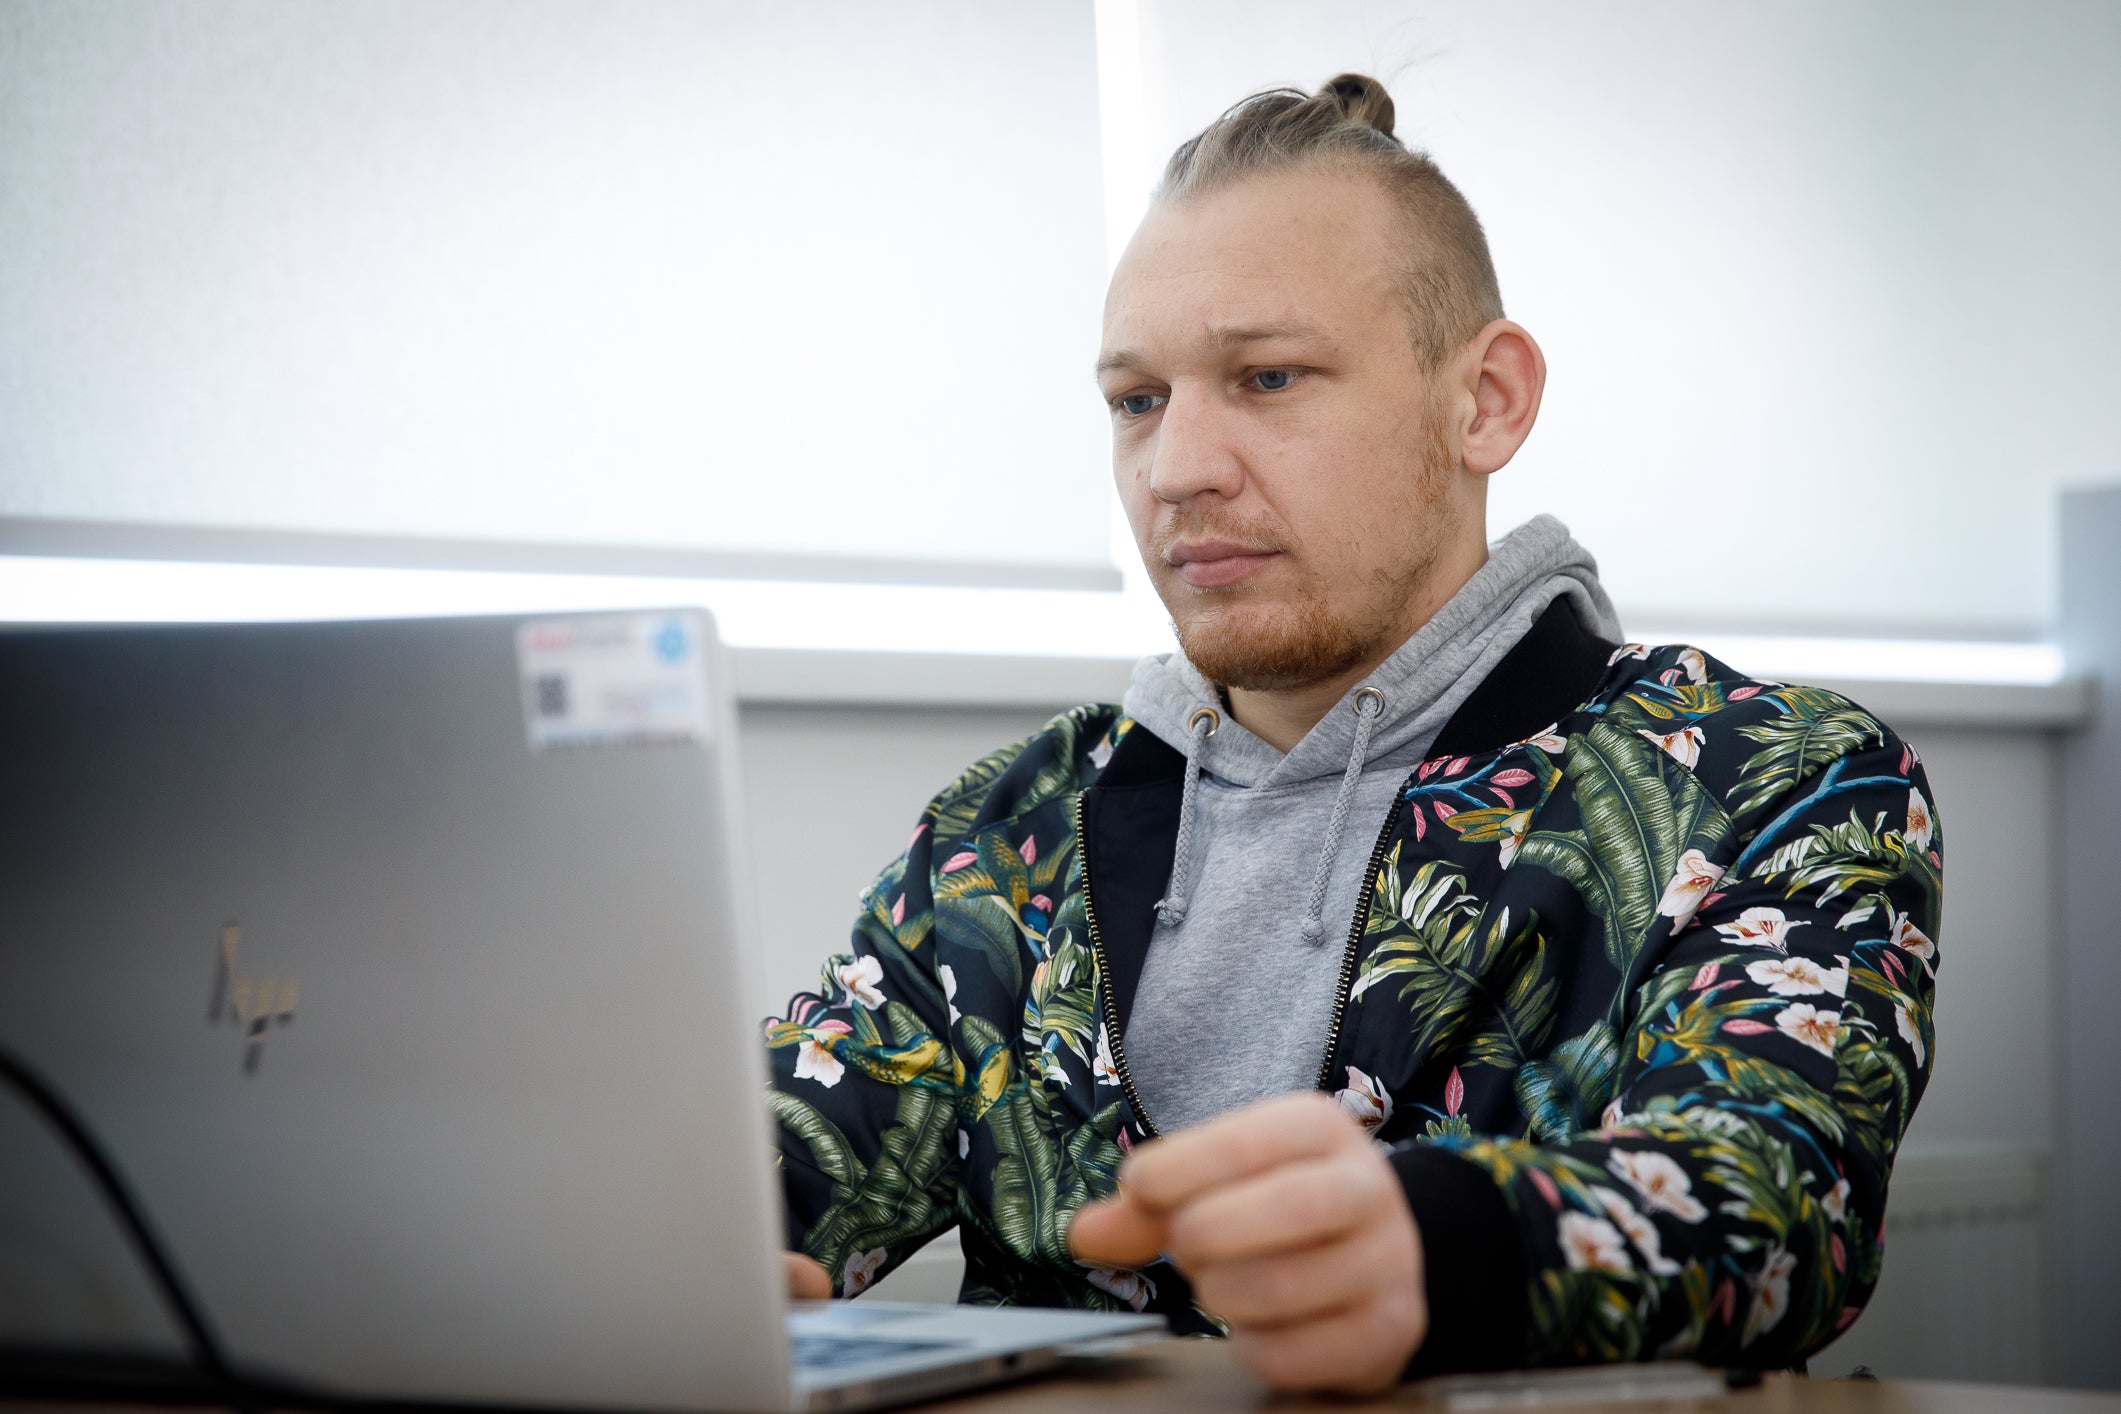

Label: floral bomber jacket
[763,602,1942,1374]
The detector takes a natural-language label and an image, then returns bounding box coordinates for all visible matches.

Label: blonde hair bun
[1321,73,1395,137]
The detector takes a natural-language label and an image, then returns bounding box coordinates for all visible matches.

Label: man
[765,74,1940,1393]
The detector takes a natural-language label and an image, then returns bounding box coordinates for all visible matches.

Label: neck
[1223,538,1491,755]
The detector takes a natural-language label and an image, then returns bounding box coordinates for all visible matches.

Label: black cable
[0,1039,250,1407]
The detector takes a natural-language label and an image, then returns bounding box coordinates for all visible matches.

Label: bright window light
[1,558,2069,687]
[0,556,1178,661]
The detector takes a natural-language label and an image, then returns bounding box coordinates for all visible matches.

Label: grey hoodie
[1117,515,1622,1131]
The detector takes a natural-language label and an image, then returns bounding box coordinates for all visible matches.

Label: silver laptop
[0,611,1159,1411]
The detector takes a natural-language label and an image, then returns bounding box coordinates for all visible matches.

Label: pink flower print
[941,850,978,874]
[1020,835,1037,866]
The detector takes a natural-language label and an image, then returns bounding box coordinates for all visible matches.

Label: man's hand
[1068,1092,1427,1394]
[784,1251,831,1300]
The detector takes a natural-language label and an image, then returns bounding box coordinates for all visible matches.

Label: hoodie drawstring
[1153,706,1219,928]
[1299,687,1385,946]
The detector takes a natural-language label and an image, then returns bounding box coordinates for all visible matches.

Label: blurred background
[4,0,2117,1390]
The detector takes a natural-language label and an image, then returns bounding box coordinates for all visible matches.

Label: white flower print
[1657,850,1726,931]
[1639,725,1705,770]
[1606,1149,1709,1223]
[794,1020,852,1088]
[1742,1248,1798,1347]
[1676,648,1708,684]
[1714,907,1793,953]
[843,1247,887,1296]
[1821,1177,1851,1224]
[1745,956,1844,997]
[1093,1025,1121,1088]
[1497,810,1533,868]
[1516,722,1568,754]
[1776,1003,1843,1057]
[1335,1065,1393,1132]
[1591,1186,1680,1277]
[1084,1265,1156,1311]
[958,1128,971,1160]
[834,955,886,1010]
[1559,1212,1633,1274]
[1905,788,1934,851]
[940,963,961,1024]
[1607,643,1652,667]
[1089,735,1116,771]
[1891,912,1935,962]
[1896,1004,1926,1069]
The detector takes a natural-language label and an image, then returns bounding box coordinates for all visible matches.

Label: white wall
[1110,0,2121,637]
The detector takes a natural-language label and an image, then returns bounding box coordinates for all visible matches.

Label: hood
[1121,514,1621,788]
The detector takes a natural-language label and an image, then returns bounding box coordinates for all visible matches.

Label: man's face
[1098,164,1480,691]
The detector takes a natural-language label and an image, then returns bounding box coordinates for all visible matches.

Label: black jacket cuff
[1390,1143,1531,1377]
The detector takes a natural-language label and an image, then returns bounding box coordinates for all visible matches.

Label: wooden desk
[938,1338,2121,1412]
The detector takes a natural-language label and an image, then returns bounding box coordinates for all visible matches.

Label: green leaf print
[1514,1022,1620,1142]
[1730,688,1885,818]
[1517,716,1730,974]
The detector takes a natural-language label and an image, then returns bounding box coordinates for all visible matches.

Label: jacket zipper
[1312,792,1407,1093]
[1074,787,1410,1136]
[1075,792,1165,1137]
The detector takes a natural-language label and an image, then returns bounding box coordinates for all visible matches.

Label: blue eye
[1252,369,1295,391]
[1118,393,1163,416]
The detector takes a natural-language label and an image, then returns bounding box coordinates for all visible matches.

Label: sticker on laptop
[516,611,713,751]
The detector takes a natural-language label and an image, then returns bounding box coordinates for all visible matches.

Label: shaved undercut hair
[1159,73,1505,369]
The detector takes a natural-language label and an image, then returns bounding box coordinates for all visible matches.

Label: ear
[1459,320,1545,477]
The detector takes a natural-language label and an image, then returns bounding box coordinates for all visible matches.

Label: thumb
[1067,1191,1166,1268]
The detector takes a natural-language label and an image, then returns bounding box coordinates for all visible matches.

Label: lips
[1167,539,1281,588]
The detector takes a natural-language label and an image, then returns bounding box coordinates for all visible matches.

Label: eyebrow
[1093,320,1336,378]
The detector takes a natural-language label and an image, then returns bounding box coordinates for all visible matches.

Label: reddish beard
[1152,416,1454,692]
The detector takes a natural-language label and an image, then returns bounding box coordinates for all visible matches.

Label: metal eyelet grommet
[1352,687,1385,717]
[1188,707,1221,737]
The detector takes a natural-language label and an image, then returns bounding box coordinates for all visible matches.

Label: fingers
[1228,1284,1429,1394]
[1163,1151,1394,1266]
[784,1251,832,1300]
[1067,1190,1167,1268]
[1187,1228,1395,1329]
[1120,1092,1360,1215]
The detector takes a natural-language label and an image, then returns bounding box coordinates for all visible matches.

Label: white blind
[0,1,1119,589]
[1119,0,2121,637]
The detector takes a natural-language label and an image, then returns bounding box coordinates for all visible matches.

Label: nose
[1145,386,1247,505]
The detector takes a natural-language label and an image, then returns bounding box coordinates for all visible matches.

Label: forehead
[1101,165,1406,359]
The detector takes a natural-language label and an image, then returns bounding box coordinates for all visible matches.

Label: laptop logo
[207,923,298,1074]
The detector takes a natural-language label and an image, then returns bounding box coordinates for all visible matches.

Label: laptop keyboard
[790,1334,960,1370]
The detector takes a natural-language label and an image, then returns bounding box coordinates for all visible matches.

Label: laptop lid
[0,611,796,1411]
